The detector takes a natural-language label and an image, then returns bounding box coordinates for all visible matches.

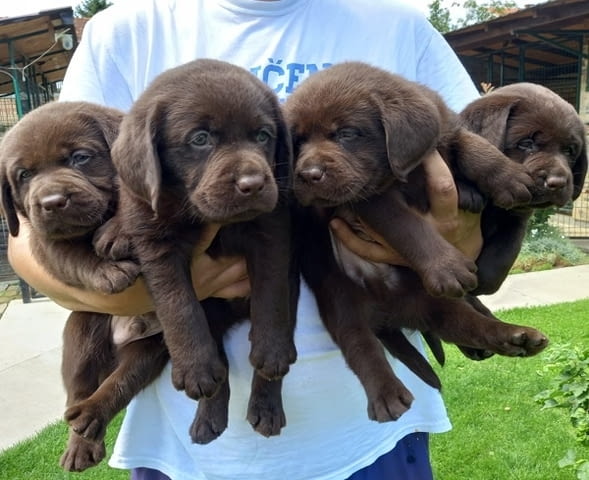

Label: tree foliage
[428,0,518,33]
[74,0,113,18]
[428,0,455,33]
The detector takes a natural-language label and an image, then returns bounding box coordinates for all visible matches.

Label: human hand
[329,150,483,265]
[190,224,251,300]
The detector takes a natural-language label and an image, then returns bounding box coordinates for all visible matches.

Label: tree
[455,0,518,28]
[74,0,113,18]
[428,0,519,33]
[428,0,455,33]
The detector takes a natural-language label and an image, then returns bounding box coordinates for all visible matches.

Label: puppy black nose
[298,166,325,183]
[545,175,567,191]
[235,174,265,195]
[40,194,68,211]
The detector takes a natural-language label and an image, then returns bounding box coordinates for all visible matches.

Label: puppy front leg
[140,249,226,400]
[245,210,297,381]
[451,128,533,209]
[314,273,414,422]
[38,241,140,294]
[356,189,478,298]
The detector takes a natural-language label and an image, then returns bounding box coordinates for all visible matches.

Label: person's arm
[7,222,250,316]
[329,150,483,264]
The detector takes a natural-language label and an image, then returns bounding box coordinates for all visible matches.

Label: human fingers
[191,252,250,300]
[423,150,458,222]
[194,223,222,256]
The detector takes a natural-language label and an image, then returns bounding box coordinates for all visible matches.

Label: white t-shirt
[60,1,480,479]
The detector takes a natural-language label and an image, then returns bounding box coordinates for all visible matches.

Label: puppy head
[112,59,291,223]
[284,62,442,207]
[461,83,587,207]
[0,101,122,239]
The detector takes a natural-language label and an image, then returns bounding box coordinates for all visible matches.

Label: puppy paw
[64,402,107,442]
[366,383,414,422]
[60,433,106,472]
[478,324,548,357]
[190,394,229,444]
[420,253,478,298]
[489,168,534,209]
[504,327,549,356]
[248,335,297,380]
[91,259,141,293]
[171,354,227,400]
[93,219,132,260]
[457,345,495,361]
[247,386,286,437]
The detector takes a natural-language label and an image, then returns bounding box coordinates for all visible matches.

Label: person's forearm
[7,221,251,315]
[7,230,155,315]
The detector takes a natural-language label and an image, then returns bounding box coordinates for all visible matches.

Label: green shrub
[511,208,589,273]
[535,343,589,479]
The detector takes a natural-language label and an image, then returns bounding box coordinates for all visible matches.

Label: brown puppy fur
[0,101,137,291]
[0,102,165,471]
[60,312,168,471]
[422,82,588,362]
[285,62,548,422]
[461,82,588,295]
[98,59,297,445]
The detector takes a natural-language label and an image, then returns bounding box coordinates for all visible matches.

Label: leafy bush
[535,343,589,479]
[527,207,559,237]
[511,208,588,273]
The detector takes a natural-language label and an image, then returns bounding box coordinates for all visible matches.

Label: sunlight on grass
[0,413,126,480]
[431,299,589,480]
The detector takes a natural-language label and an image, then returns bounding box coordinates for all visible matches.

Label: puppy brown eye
[336,127,361,141]
[564,145,577,158]
[190,131,211,147]
[70,150,92,167]
[256,129,272,144]
[17,168,32,182]
[517,138,535,152]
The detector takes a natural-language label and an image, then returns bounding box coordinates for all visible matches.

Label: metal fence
[0,97,19,135]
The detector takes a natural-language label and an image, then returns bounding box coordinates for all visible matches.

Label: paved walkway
[1,265,588,452]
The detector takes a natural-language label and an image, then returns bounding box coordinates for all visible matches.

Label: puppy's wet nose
[545,175,567,191]
[235,174,265,195]
[298,166,325,183]
[40,193,68,211]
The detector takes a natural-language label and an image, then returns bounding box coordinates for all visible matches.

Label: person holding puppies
[8,0,483,479]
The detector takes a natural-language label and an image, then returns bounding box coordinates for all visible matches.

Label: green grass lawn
[0,413,126,480]
[1,300,588,479]
[431,299,589,480]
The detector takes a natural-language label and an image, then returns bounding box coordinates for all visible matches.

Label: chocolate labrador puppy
[422,82,588,362]
[285,62,548,422]
[98,59,297,444]
[0,101,160,471]
[461,82,588,295]
[0,101,138,291]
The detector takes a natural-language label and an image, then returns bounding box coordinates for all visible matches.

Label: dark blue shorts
[130,432,432,480]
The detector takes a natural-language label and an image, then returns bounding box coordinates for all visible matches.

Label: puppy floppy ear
[0,176,20,236]
[572,143,587,201]
[460,95,519,149]
[112,100,163,214]
[93,107,124,149]
[273,103,294,192]
[374,93,441,182]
